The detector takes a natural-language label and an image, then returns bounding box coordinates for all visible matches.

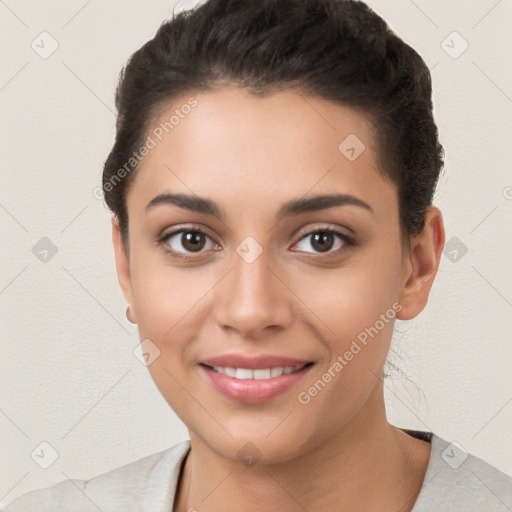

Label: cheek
[292,255,401,345]
[290,243,402,398]
[129,248,211,342]
[129,260,211,412]
[295,274,397,391]
[293,270,398,431]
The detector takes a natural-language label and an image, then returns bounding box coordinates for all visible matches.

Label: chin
[189,412,326,466]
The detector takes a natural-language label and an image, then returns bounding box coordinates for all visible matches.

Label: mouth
[198,359,315,404]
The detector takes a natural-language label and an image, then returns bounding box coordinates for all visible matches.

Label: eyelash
[157,226,357,260]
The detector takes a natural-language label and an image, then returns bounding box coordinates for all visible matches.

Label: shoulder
[2,440,191,512]
[413,433,512,511]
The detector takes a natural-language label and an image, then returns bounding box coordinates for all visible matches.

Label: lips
[199,354,314,404]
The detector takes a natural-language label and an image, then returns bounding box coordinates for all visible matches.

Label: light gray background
[1,0,511,506]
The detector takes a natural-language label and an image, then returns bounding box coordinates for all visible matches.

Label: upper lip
[200,354,313,369]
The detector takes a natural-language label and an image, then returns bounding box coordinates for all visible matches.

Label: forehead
[126,86,396,220]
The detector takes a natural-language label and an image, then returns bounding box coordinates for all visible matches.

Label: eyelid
[293,223,356,244]
[158,223,217,241]
[157,224,220,258]
[290,226,356,254]
[157,223,357,258]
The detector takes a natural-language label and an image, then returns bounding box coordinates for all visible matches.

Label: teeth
[235,368,253,380]
[270,367,283,378]
[224,367,237,377]
[210,365,305,379]
[253,369,271,379]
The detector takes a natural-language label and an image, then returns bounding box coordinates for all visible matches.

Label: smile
[199,360,314,404]
[208,364,306,380]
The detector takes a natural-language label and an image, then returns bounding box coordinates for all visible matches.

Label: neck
[174,383,431,512]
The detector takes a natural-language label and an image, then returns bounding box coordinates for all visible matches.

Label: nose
[213,248,294,339]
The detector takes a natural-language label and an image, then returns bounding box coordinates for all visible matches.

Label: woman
[5,0,512,510]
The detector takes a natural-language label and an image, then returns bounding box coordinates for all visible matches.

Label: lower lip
[200,364,313,404]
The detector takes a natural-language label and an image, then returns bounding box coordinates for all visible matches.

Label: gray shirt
[3,430,512,511]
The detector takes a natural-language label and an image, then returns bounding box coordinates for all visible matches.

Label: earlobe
[111,215,135,319]
[397,206,445,320]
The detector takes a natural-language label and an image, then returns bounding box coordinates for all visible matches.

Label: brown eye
[160,229,218,255]
[293,228,354,255]
[310,231,336,253]
[180,231,206,252]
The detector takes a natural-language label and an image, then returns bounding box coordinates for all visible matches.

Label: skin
[112,86,445,511]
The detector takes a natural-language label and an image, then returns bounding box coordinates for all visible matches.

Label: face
[113,87,436,464]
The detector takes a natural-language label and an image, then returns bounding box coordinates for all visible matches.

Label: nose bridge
[213,241,293,336]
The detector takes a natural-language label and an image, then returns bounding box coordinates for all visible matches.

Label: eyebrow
[145,192,374,219]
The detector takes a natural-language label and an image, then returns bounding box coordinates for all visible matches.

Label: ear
[397,206,445,320]
[111,215,135,316]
